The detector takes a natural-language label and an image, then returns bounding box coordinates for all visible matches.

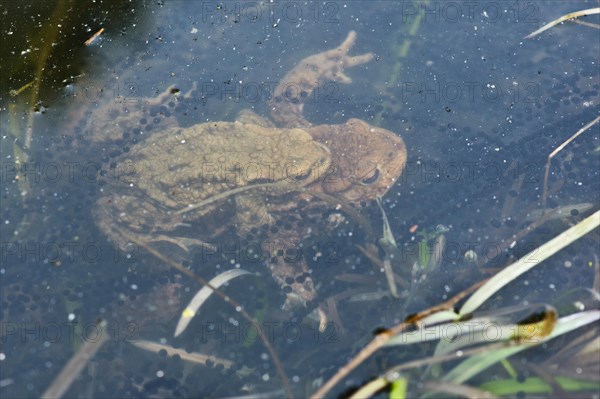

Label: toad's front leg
[270,31,373,128]
[264,233,318,311]
[236,195,318,310]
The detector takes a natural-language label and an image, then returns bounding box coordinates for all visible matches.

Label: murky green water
[1,1,599,398]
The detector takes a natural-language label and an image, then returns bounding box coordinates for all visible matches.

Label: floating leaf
[525,7,600,39]
[460,211,600,316]
[174,268,253,337]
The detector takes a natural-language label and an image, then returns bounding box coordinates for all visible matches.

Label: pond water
[1,1,599,398]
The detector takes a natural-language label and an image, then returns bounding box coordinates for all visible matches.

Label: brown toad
[92,31,407,310]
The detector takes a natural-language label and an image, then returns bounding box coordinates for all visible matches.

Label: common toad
[92,31,407,310]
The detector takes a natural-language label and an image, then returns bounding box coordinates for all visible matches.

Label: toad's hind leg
[93,195,216,254]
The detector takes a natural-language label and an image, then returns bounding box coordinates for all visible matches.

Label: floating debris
[84,28,105,46]
[41,320,108,399]
[130,339,233,369]
[174,268,253,337]
[525,7,600,39]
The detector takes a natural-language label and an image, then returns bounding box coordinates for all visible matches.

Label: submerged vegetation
[1,2,598,398]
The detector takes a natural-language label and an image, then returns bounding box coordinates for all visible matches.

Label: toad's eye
[361,168,380,185]
[294,169,313,181]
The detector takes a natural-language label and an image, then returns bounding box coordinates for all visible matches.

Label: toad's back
[111,121,331,209]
